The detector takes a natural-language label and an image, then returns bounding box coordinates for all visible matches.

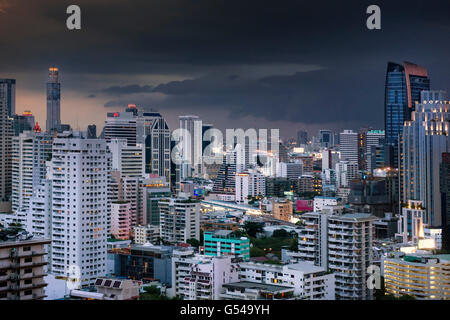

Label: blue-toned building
[204,230,250,260]
[384,61,430,168]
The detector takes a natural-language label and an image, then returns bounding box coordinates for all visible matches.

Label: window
[23,246,31,252]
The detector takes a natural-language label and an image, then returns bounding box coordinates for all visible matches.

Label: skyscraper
[319,130,332,148]
[12,111,35,136]
[401,91,449,227]
[0,81,14,209]
[297,130,308,146]
[47,132,109,286]
[339,130,358,163]
[385,61,430,168]
[440,153,450,251]
[46,67,61,132]
[179,115,203,179]
[0,79,16,117]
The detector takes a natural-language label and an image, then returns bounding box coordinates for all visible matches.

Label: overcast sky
[0,0,449,139]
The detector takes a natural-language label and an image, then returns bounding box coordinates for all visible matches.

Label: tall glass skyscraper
[384,61,430,168]
[46,67,61,132]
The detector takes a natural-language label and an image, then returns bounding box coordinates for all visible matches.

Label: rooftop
[223,281,293,293]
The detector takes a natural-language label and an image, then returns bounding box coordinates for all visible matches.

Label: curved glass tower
[384,61,430,168]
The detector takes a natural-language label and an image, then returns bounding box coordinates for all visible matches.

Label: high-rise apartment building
[104,107,171,181]
[328,213,377,300]
[0,98,13,209]
[339,130,358,163]
[319,130,332,148]
[47,132,110,287]
[11,131,52,214]
[297,130,308,146]
[179,115,203,178]
[159,197,201,243]
[235,169,266,204]
[46,68,61,132]
[400,91,449,227]
[0,229,50,300]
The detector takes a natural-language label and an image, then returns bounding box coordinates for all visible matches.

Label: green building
[204,230,250,260]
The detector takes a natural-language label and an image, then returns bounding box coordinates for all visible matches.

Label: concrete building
[272,199,293,222]
[137,175,171,226]
[170,249,239,300]
[383,252,450,300]
[46,68,61,132]
[237,261,335,300]
[47,132,110,287]
[314,196,339,212]
[111,201,132,240]
[328,213,377,300]
[204,230,250,260]
[336,161,359,188]
[296,211,329,269]
[134,225,160,245]
[235,169,266,204]
[159,197,201,243]
[0,229,50,300]
[0,86,13,210]
[109,138,145,178]
[11,131,52,214]
[94,278,140,300]
[339,130,358,163]
[276,162,303,180]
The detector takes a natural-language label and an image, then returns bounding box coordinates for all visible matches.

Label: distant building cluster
[0,61,449,300]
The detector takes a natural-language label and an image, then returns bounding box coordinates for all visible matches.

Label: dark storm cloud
[0,0,449,132]
[101,67,378,124]
[99,84,153,96]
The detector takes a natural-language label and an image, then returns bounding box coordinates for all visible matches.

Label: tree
[186,238,201,248]
[243,221,264,238]
[272,229,290,238]
[250,247,265,257]
[289,237,299,252]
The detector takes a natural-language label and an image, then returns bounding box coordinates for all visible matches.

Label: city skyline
[0,1,449,138]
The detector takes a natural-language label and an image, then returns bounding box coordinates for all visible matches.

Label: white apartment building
[11,131,52,213]
[27,180,52,239]
[235,169,266,204]
[47,132,110,287]
[170,249,239,300]
[238,261,335,300]
[339,130,358,163]
[322,149,340,171]
[336,161,359,187]
[134,224,160,245]
[314,196,339,212]
[108,138,145,178]
[296,211,329,269]
[159,197,201,243]
[328,213,377,300]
